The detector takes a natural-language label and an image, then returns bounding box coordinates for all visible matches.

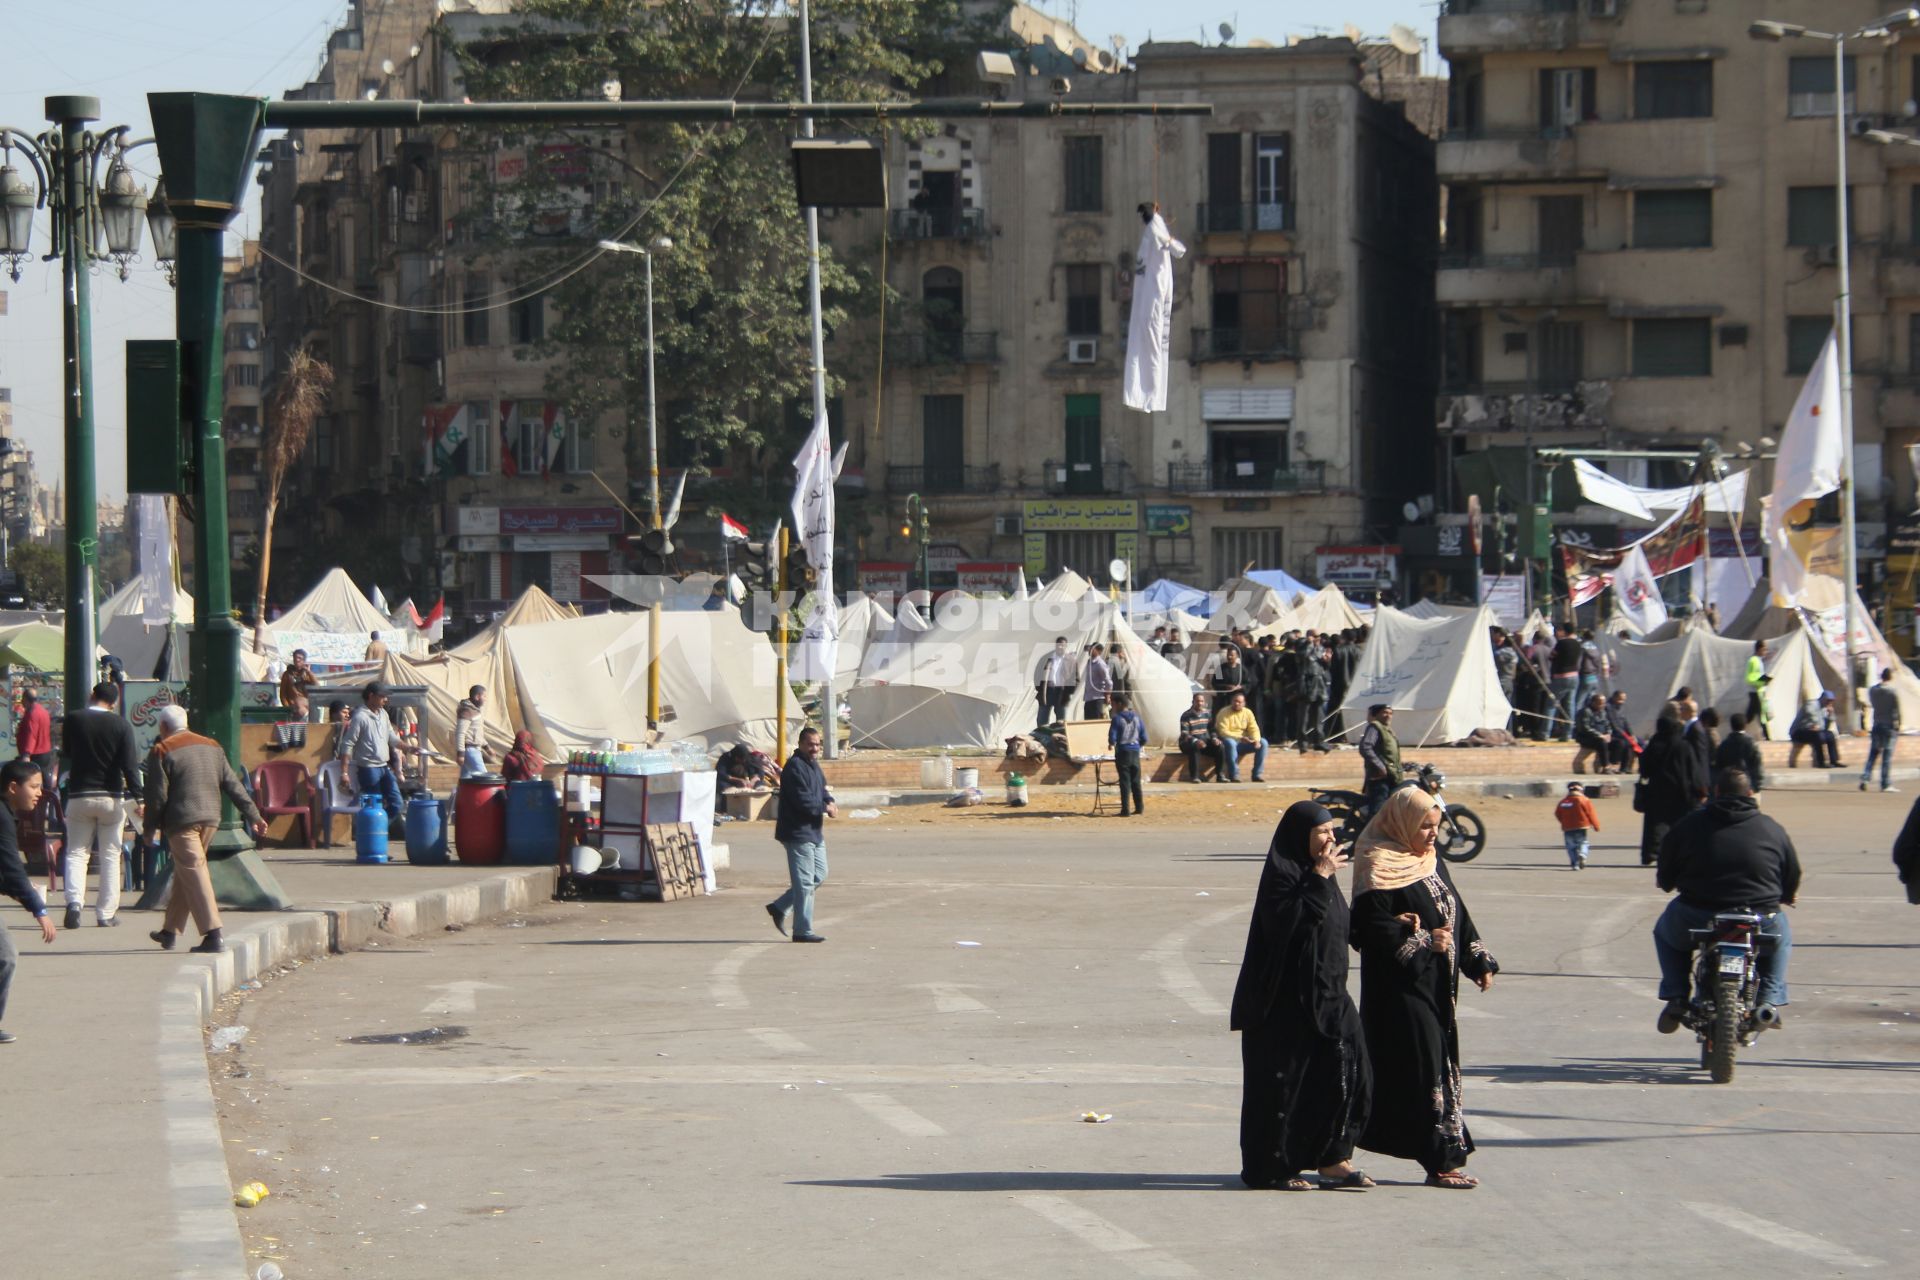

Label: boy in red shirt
[1555,780,1600,870]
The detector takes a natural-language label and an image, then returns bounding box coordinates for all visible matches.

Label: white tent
[1336,605,1514,746]
[835,594,895,687]
[98,577,193,679]
[1209,575,1297,629]
[449,585,577,660]
[1723,574,1920,728]
[266,568,421,662]
[1597,626,1826,738]
[1402,599,1474,621]
[503,606,800,755]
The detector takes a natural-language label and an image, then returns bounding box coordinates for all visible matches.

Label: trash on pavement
[1081,1112,1113,1124]
[955,940,982,947]
[848,808,884,819]
[210,1026,249,1052]
[233,1181,271,1207]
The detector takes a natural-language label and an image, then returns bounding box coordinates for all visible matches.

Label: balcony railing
[1440,0,1579,14]
[1195,200,1294,234]
[889,208,990,240]
[1166,460,1328,494]
[885,464,1002,495]
[1043,459,1132,496]
[889,330,1000,365]
[1190,326,1297,362]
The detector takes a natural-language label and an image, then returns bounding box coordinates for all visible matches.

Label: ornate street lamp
[0,149,46,280]
[145,177,177,283]
[97,151,147,279]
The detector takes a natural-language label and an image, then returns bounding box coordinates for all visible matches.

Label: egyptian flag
[719,513,750,542]
[499,399,520,477]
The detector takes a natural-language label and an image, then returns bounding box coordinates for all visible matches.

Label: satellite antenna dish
[1389,23,1423,55]
[1402,501,1421,523]
[1108,558,1131,583]
[1218,21,1235,43]
[1072,46,1089,67]
[1343,23,1363,42]
[409,44,422,59]
[1110,33,1127,52]
[381,58,396,75]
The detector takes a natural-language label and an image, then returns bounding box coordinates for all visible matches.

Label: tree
[10,542,64,609]
[256,348,335,649]
[453,0,1002,508]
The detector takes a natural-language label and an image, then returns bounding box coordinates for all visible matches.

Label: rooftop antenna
[1388,23,1424,55]
[1219,21,1235,45]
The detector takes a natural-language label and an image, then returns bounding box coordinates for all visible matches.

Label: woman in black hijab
[1230,800,1374,1190]
[1637,713,1706,866]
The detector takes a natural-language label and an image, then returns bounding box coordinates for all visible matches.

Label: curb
[161,865,557,1278]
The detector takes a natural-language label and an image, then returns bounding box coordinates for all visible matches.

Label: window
[229,363,261,388]
[1787,316,1831,375]
[1212,528,1284,581]
[465,400,493,476]
[561,417,593,474]
[1210,261,1285,354]
[1911,183,1920,246]
[1206,133,1242,230]
[1208,427,1286,491]
[1063,136,1103,213]
[1536,195,1583,266]
[514,401,546,475]
[225,323,261,351]
[923,266,964,357]
[507,294,545,345]
[1065,264,1102,336]
[1254,134,1292,230]
[1789,55,1856,117]
[1063,393,1102,495]
[1631,318,1711,377]
[313,417,334,468]
[1633,190,1712,248]
[231,489,261,520]
[922,395,965,492]
[1441,311,1481,392]
[1538,67,1598,130]
[226,282,257,310]
[1537,320,1584,392]
[1634,61,1712,119]
[1787,185,1849,247]
[462,274,491,347]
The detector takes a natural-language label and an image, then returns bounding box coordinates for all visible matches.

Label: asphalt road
[212,790,1920,1278]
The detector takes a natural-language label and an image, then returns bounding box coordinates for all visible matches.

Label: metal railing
[885,463,1002,495]
[889,208,990,240]
[1195,200,1295,234]
[889,330,1000,364]
[1042,458,1132,496]
[1166,459,1328,493]
[1437,251,1575,271]
[1189,326,1297,361]
[1440,0,1581,14]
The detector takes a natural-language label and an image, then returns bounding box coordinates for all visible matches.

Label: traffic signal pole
[775,524,790,765]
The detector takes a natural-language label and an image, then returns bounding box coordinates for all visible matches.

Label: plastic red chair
[252,759,315,848]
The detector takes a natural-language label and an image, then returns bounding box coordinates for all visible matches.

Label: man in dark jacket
[766,727,835,943]
[59,681,143,928]
[1713,713,1766,791]
[1892,792,1920,904]
[1357,704,1400,812]
[1652,768,1800,1031]
[144,705,268,955]
[0,758,59,1043]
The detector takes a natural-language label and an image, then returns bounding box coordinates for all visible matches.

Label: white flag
[788,410,838,682]
[1763,328,1844,605]
[1613,543,1668,634]
[137,494,173,627]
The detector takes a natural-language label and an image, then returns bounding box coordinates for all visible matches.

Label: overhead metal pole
[798,0,837,759]
[1832,32,1863,729]
[261,99,1212,128]
[645,246,663,730]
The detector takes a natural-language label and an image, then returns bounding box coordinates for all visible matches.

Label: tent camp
[98,577,193,679]
[1209,575,1299,629]
[1722,575,1920,727]
[266,568,420,662]
[1126,578,1211,622]
[504,606,799,754]
[448,585,577,660]
[0,622,67,672]
[835,594,895,686]
[1336,605,1514,746]
[1597,626,1826,738]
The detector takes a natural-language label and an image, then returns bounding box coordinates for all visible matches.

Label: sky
[0,0,1436,502]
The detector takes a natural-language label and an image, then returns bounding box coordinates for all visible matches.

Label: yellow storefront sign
[1022,499,1141,532]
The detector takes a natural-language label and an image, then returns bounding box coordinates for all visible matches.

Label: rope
[1151,102,1160,208]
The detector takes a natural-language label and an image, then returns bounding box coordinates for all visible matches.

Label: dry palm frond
[254,347,335,648]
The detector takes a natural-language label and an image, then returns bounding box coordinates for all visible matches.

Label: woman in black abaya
[1350,786,1498,1189]
[1230,800,1374,1191]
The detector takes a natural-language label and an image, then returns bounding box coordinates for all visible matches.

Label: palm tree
[254,347,334,649]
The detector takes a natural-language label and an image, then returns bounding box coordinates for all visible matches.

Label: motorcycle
[1680,909,1780,1084]
[1308,762,1487,862]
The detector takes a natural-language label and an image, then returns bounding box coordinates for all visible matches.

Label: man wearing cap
[1358,704,1401,813]
[1789,691,1841,769]
[339,682,411,827]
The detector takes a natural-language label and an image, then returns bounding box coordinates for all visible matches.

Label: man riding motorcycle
[1652,767,1800,1033]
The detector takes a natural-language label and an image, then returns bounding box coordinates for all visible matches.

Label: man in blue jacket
[0,758,60,1043]
[767,727,836,943]
[1108,693,1147,816]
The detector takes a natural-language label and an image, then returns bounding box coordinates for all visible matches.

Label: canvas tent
[1126,578,1211,621]
[1336,605,1514,746]
[1597,626,1826,738]
[1722,574,1920,727]
[0,622,68,672]
[1209,575,1298,629]
[448,585,577,660]
[98,577,193,679]
[266,568,419,661]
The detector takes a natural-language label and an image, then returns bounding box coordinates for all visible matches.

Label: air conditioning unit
[1804,244,1840,268]
[1067,337,1099,364]
[994,513,1023,536]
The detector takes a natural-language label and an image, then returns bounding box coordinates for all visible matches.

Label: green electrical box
[127,339,186,494]
[1529,503,1553,560]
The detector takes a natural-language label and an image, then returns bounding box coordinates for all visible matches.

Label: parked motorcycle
[1679,909,1780,1084]
[1308,762,1487,862]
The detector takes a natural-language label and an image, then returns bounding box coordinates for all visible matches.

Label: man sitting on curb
[1213,691,1267,783]
[0,758,58,1043]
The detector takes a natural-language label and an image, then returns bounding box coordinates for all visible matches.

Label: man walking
[14,689,52,778]
[58,681,143,929]
[1358,703,1401,813]
[766,727,835,943]
[1862,667,1902,793]
[1745,640,1772,739]
[455,684,489,779]
[1716,712,1766,791]
[144,706,268,954]
[1212,690,1268,783]
[339,682,410,827]
[0,758,58,1042]
[1083,643,1113,719]
[1107,693,1147,816]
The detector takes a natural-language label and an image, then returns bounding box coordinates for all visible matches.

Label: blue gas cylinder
[404,793,449,865]
[354,795,391,864]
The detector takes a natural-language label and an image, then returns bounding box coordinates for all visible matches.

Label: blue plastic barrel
[354,795,391,864]
[503,780,561,865]
[404,793,449,865]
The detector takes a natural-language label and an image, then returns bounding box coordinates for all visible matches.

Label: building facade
[1437,0,1917,592]
[223,242,265,559]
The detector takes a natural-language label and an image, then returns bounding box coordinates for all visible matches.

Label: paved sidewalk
[0,848,554,1280]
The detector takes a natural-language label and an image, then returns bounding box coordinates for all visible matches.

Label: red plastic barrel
[454,774,507,864]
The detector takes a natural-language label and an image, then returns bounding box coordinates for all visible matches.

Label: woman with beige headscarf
[1349,786,1499,1189]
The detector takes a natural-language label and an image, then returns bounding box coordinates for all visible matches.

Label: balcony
[889,208,990,241]
[401,326,442,365]
[885,464,1002,495]
[889,330,1000,365]
[1166,460,1328,495]
[1043,459,1133,496]
[1436,128,1588,183]
[1436,252,1580,307]
[1195,201,1294,234]
[1880,243,1920,298]
[1438,0,1611,54]
[1189,327,1297,363]
[1435,379,1612,433]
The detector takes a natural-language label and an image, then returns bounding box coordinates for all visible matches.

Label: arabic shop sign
[1021,499,1140,532]
[499,505,624,536]
[1145,503,1192,536]
[1316,544,1399,586]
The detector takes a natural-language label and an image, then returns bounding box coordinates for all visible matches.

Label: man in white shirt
[1032,637,1080,727]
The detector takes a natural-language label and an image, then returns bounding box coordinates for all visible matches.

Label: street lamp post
[0,99,176,720]
[1750,8,1920,728]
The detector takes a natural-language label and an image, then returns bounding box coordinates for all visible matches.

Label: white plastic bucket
[955,767,980,790]
[919,756,954,789]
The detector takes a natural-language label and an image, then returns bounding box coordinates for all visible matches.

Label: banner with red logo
[1561,495,1706,606]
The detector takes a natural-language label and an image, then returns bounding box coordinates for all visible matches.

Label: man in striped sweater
[143,706,267,955]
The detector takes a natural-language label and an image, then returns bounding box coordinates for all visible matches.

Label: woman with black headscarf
[1637,713,1705,867]
[1230,800,1374,1191]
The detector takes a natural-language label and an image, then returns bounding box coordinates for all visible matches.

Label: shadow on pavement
[792,1172,1242,1192]
[1472,1058,1701,1086]
[544,938,763,946]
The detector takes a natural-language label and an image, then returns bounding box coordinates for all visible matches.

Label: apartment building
[1436,0,1919,585]
[842,23,1437,592]
[223,243,265,559]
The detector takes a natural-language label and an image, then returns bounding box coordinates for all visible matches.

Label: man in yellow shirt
[1212,691,1268,782]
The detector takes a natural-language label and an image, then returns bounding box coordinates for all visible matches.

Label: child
[1554,780,1600,870]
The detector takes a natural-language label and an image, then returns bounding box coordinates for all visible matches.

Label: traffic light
[739,540,772,591]
[628,526,673,575]
[785,546,817,591]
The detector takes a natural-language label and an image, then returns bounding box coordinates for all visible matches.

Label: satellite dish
[1108,558,1131,583]
[1343,23,1363,42]
[381,58,396,75]
[1402,501,1421,523]
[1218,21,1235,43]
[364,88,380,101]
[1072,47,1089,67]
[1110,33,1127,53]
[409,44,422,59]
[1389,23,1423,55]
